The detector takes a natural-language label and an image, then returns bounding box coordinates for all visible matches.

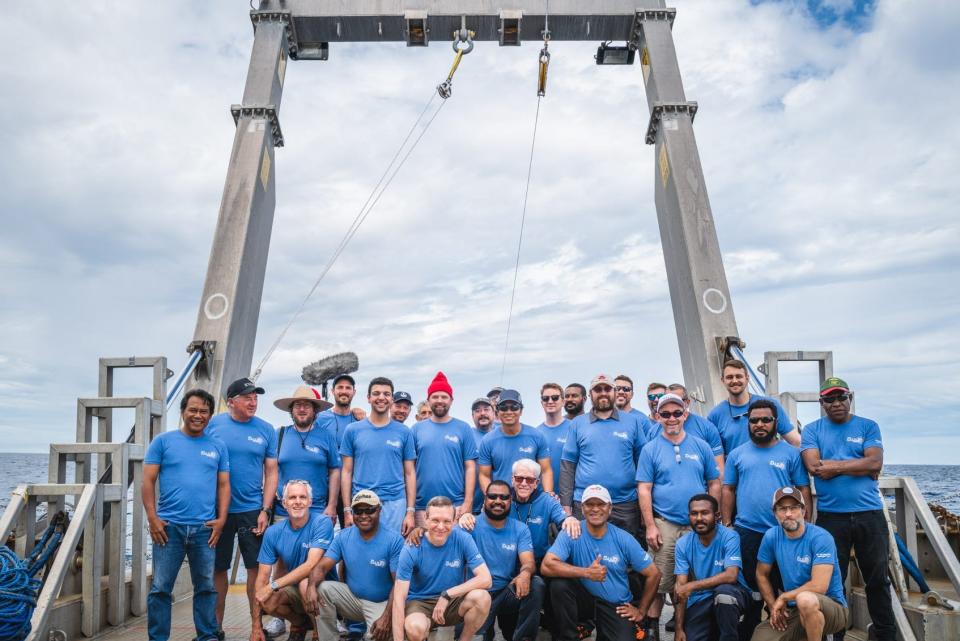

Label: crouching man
[673,494,751,641]
[393,496,493,641]
[751,487,849,641]
[541,484,661,641]
[313,490,403,640]
[253,480,334,641]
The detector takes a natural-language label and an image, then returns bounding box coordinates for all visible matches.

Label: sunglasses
[615,385,633,393]
[541,394,560,402]
[513,475,537,485]
[820,393,851,404]
[486,493,511,501]
[352,506,378,516]
[647,392,665,402]
[498,403,521,412]
[673,444,682,465]
[749,416,775,424]
[659,410,684,419]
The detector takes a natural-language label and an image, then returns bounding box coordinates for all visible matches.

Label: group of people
[142,361,895,641]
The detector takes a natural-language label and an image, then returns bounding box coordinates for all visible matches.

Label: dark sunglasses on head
[498,403,521,412]
[352,506,378,516]
[541,394,560,402]
[513,475,537,485]
[486,493,511,501]
[820,393,851,404]
[749,416,775,424]
[659,410,684,419]
[615,385,633,393]
[647,392,665,402]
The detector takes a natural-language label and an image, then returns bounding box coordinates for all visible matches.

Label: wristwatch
[270,580,280,592]
[440,590,451,600]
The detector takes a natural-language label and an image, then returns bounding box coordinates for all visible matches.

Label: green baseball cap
[819,377,850,395]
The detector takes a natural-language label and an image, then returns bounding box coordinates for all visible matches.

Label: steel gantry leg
[636,5,741,411]
[187,13,289,404]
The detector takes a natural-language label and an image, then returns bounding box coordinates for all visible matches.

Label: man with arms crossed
[393,496,493,641]
[542,484,661,641]
[144,389,229,641]
[312,490,403,641]
[751,487,848,641]
[673,494,751,641]
[252,480,334,641]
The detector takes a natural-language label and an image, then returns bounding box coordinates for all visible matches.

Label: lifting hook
[437,20,475,99]
[537,41,551,97]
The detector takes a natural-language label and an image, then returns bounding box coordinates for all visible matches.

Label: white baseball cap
[656,393,686,412]
[581,484,612,504]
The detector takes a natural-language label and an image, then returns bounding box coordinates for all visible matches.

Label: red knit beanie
[427,371,454,398]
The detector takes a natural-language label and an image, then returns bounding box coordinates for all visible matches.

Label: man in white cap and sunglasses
[636,393,720,638]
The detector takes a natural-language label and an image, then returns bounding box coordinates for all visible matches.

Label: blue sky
[0,1,957,463]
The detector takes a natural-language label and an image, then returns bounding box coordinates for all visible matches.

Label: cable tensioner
[437,22,475,99]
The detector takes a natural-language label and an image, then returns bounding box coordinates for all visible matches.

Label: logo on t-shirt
[247,435,265,445]
[612,431,628,440]
[370,559,387,568]
[501,543,517,551]
[518,446,534,454]
[200,450,218,459]
[305,445,320,454]
[601,555,621,565]
[846,436,864,444]
[816,553,833,559]
[769,460,786,470]
[683,453,701,462]
[796,555,811,564]
[714,560,724,567]
[528,516,543,525]
[385,439,401,448]
[444,559,462,568]
[557,438,567,444]
[444,434,460,444]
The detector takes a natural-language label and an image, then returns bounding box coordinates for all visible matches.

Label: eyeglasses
[659,410,684,419]
[673,444,682,464]
[775,504,803,514]
[541,395,560,402]
[486,493,511,501]
[593,386,613,393]
[748,416,775,424]
[352,506,379,516]
[647,392,665,402]
[513,475,538,485]
[498,403,521,412]
[615,386,633,393]
[820,393,851,404]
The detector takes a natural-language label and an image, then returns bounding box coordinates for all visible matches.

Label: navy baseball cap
[393,391,413,405]
[226,377,265,399]
[332,373,356,387]
[497,389,523,408]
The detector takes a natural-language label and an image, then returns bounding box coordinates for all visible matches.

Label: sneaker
[263,617,286,638]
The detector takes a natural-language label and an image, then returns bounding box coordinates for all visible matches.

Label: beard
[431,404,450,418]
[564,400,584,414]
[749,429,776,445]
[483,504,509,522]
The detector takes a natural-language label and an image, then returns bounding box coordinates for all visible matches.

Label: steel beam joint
[631,8,676,49]
[230,104,284,147]
[645,101,697,145]
[250,10,299,59]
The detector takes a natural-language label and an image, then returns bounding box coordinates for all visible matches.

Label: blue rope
[895,533,931,594]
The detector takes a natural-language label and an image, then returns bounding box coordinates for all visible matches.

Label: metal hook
[438,26,475,98]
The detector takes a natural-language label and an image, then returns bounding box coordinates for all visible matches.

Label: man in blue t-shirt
[673,495,751,641]
[479,389,553,493]
[144,389,230,641]
[799,377,893,641]
[457,480,545,641]
[394,496,493,641]
[559,374,651,537]
[505,458,581,562]
[470,397,497,514]
[251,480,333,641]
[614,374,645,417]
[272,386,339,521]
[311,490,403,641]
[707,360,799,453]
[412,371,479,523]
[722,399,811,638]
[537,382,572,480]
[206,377,279,635]
[636,393,721,631]
[542,484,660,641]
[666,383,725,474]
[340,376,417,535]
[752,486,849,641]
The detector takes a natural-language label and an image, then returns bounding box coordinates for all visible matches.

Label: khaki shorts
[750,594,849,641]
[652,517,690,593]
[404,595,467,628]
[281,585,306,615]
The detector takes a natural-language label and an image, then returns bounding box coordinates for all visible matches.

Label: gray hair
[512,458,541,478]
[282,479,313,502]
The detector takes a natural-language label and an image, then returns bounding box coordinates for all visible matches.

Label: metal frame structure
[185,0,741,410]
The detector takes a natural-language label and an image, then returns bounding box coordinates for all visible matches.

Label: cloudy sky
[1,1,957,463]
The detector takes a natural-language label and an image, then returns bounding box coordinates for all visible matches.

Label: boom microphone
[302,352,360,400]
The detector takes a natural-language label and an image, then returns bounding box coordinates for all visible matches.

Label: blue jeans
[683,583,750,641]
[148,523,218,641]
[380,498,406,532]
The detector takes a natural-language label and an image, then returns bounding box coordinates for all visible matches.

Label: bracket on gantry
[645,101,698,145]
[230,104,285,147]
[249,11,308,59]
[630,8,677,49]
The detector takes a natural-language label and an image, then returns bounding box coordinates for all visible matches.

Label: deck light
[595,43,635,65]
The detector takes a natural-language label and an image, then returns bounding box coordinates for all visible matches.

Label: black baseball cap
[226,377,265,399]
[332,374,356,387]
[487,386,504,399]
[393,391,413,405]
[497,389,523,408]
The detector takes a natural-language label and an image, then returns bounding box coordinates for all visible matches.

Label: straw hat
[273,385,333,412]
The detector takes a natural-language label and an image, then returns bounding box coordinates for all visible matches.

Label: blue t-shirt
[758,523,847,606]
[537,420,572,481]
[561,410,651,503]
[636,434,720,525]
[340,419,416,502]
[145,430,230,525]
[470,515,534,590]
[674,525,750,606]
[257,513,334,570]
[724,441,810,532]
[650,414,724,456]
[478,424,550,484]
[707,395,793,454]
[412,418,479,510]
[800,415,884,513]
[275,418,342,516]
[471,427,495,514]
[322,409,360,448]
[396,528,486,600]
[511,490,568,559]
[547,522,652,604]
[325,525,404,602]
[206,413,278,513]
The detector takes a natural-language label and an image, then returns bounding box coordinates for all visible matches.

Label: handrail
[0,485,28,543]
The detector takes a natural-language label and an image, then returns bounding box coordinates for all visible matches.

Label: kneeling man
[253,480,333,641]
[542,484,661,641]
[673,494,751,641]
[312,490,403,640]
[394,496,493,641]
[751,487,849,641]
